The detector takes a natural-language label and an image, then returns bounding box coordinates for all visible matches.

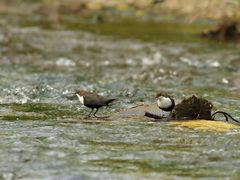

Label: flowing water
[0,14,240,179]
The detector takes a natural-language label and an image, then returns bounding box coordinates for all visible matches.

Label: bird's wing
[83,94,106,108]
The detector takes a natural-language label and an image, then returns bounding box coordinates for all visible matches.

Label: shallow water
[0,14,240,179]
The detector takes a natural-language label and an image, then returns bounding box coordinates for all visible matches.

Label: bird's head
[75,90,93,96]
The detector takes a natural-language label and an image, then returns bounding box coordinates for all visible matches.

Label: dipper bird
[75,90,116,118]
[156,92,175,112]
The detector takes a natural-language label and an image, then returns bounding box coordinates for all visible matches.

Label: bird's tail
[106,98,117,106]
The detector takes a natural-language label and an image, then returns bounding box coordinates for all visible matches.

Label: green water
[0,14,240,179]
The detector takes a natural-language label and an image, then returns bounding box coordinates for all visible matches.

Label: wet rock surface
[113,104,165,119]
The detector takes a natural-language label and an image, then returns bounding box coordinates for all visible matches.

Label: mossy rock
[171,120,240,132]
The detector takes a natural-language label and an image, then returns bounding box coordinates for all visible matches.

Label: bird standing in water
[75,90,116,118]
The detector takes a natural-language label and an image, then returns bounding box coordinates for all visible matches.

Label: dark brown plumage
[75,90,116,118]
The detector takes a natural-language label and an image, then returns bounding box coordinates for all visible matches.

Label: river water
[0,15,240,179]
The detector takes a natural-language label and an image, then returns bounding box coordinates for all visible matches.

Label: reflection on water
[0,15,240,179]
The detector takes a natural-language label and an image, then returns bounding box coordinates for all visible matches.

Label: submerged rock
[112,103,169,119]
[171,120,240,132]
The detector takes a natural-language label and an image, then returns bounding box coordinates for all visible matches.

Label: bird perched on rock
[75,90,116,118]
[156,92,175,113]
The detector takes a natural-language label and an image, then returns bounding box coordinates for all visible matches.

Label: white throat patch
[157,96,172,109]
[76,94,84,104]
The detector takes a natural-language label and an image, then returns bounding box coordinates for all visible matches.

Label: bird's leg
[93,108,110,119]
[169,111,173,119]
[86,108,94,118]
[93,108,99,118]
